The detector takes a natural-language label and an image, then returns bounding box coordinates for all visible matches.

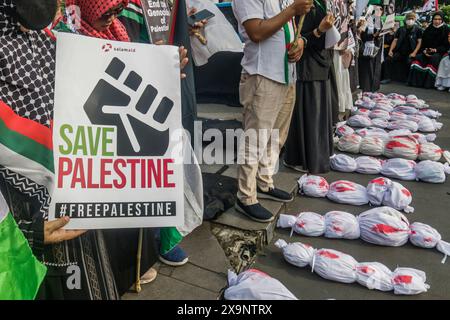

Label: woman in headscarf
[357,12,383,92]
[65,0,130,41]
[284,1,335,174]
[408,12,450,89]
[0,0,120,300]
[435,31,450,92]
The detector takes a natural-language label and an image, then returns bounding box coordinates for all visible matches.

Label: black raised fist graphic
[83,57,174,156]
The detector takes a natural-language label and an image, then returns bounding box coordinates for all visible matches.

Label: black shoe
[257,187,294,203]
[235,199,274,223]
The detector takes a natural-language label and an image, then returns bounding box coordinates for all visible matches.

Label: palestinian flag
[0,100,54,207]
[0,191,47,300]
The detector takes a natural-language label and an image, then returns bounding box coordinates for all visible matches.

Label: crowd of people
[0,0,449,300]
[381,11,450,91]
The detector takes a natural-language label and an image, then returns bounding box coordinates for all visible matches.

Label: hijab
[66,0,130,42]
[422,12,449,50]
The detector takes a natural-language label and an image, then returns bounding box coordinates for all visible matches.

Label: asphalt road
[253,82,450,300]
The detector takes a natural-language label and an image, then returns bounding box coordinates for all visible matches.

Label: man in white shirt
[233,0,312,222]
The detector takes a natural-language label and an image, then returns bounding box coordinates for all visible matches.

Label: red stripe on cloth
[318,250,339,259]
[0,101,52,150]
[371,224,408,234]
[43,28,56,41]
[128,0,142,6]
[426,64,437,73]
[168,0,179,45]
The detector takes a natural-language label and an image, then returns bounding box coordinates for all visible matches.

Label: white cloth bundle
[298,174,330,197]
[419,108,441,119]
[355,262,394,291]
[380,158,417,181]
[327,180,369,205]
[388,129,413,137]
[291,212,325,237]
[392,268,430,295]
[358,207,410,247]
[418,142,443,161]
[337,134,362,154]
[393,105,418,115]
[390,111,408,121]
[360,136,385,156]
[406,96,427,109]
[369,109,391,120]
[324,211,360,239]
[274,239,314,268]
[312,249,358,283]
[407,114,428,124]
[384,136,419,160]
[356,156,383,174]
[330,154,357,172]
[374,103,394,113]
[278,211,359,240]
[225,269,298,300]
[347,115,372,128]
[371,118,390,129]
[387,120,419,132]
[386,93,406,101]
[383,181,414,213]
[352,107,371,116]
[409,222,450,263]
[276,240,429,295]
[366,177,392,206]
[410,132,437,144]
[418,117,440,132]
[431,119,443,131]
[415,160,450,183]
[355,100,376,109]
[336,124,355,137]
[356,127,389,140]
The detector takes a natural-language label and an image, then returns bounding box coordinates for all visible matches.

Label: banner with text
[141,0,174,44]
[50,33,184,229]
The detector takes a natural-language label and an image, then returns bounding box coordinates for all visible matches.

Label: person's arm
[388,38,398,56]
[238,0,313,43]
[410,38,422,58]
[302,12,334,50]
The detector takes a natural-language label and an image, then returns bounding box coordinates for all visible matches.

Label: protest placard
[140,0,175,44]
[50,32,184,229]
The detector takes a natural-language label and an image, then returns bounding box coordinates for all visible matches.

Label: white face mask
[406,19,415,27]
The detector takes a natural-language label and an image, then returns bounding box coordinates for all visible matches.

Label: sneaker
[235,199,274,222]
[283,160,308,173]
[437,86,446,91]
[257,187,294,203]
[159,245,189,267]
[140,267,157,284]
[380,79,391,84]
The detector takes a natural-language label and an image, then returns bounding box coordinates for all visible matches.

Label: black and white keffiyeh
[0,0,56,217]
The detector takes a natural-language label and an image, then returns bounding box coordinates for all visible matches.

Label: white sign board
[50,32,184,230]
[380,14,395,36]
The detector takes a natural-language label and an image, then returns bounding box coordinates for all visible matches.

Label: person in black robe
[358,20,382,92]
[407,12,450,89]
[284,3,334,174]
